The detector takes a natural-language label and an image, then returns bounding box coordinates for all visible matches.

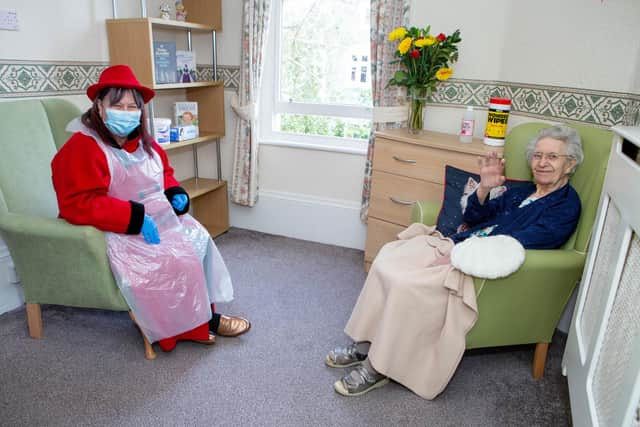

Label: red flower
[437,33,446,42]
[410,50,420,58]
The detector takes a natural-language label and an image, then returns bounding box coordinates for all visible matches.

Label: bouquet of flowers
[387,26,462,131]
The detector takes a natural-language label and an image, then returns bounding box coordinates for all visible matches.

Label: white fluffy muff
[450,235,525,279]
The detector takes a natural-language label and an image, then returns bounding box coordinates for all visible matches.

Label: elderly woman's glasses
[532,152,573,162]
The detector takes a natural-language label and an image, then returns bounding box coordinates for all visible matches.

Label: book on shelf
[176,50,197,83]
[174,101,198,126]
[153,41,177,84]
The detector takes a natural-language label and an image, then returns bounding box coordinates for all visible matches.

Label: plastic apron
[69,121,233,342]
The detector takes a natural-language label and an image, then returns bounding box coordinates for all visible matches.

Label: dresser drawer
[369,170,442,226]
[374,138,480,183]
[364,217,405,263]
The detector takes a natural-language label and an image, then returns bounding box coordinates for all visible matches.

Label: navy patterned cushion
[436,165,530,237]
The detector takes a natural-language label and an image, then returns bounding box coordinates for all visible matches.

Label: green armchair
[0,99,155,359]
[411,122,612,378]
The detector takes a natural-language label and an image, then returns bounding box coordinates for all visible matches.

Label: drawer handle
[389,196,416,206]
[392,155,417,164]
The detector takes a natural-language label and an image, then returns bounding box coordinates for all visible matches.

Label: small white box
[170,125,199,142]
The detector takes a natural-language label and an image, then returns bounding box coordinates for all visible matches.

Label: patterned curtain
[230,0,272,207]
[360,0,410,221]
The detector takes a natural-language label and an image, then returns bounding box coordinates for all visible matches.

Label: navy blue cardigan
[449,183,581,249]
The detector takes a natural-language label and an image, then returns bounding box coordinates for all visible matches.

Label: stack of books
[153,42,197,84]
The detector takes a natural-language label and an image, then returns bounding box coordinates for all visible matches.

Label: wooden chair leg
[128,311,157,360]
[26,303,43,339]
[532,342,549,379]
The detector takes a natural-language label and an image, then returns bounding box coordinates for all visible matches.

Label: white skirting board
[229,190,367,251]
[0,238,23,315]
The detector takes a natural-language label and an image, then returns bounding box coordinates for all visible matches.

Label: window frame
[259,0,372,155]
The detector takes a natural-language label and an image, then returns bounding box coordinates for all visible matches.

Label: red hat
[87,64,155,103]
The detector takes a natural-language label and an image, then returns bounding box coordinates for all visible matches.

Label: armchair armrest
[467,248,586,348]
[411,201,441,225]
[0,212,128,310]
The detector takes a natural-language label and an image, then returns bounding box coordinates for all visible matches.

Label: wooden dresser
[364,128,502,271]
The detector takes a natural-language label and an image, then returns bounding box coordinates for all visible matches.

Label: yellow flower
[415,36,436,48]
[388,27,408,41]
[436,67,454,81]
[398,37,412,55]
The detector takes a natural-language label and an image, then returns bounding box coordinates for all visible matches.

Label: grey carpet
[0,228,571,426]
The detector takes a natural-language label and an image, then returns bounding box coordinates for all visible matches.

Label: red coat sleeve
[51,133,143,234]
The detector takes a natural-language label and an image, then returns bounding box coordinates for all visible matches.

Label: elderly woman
[51,65,250,352]
[326,125,583,399]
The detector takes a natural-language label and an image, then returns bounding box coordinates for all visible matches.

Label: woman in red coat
[51,64,250,352]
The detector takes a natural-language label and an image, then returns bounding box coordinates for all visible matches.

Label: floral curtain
[360,0,410,221]
[230,0,272,207]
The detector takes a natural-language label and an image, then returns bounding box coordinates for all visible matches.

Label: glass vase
[407,88,432,134]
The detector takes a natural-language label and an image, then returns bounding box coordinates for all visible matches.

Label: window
[261,0,372,153]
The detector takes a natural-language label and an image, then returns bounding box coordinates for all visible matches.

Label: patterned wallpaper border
[0,60,241,97]
[1,60,638,127]
[432,78,640,128]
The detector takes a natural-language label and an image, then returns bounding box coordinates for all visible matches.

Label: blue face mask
[104,108,141,137]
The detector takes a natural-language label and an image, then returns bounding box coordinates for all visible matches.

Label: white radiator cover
[563,126,640,427]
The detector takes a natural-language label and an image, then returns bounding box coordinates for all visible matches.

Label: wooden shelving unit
[106,0,229,237]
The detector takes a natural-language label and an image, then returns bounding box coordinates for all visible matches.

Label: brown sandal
[217,315,251,337]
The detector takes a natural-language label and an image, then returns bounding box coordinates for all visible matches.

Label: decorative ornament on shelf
[387,26,461,134]
[175,1,187,21]
[159,2,172,20]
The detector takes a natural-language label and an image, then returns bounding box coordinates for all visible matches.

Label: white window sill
[260,136,368,156]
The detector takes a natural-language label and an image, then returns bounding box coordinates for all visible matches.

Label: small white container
[150,118,172,145]
[459,106,475,143]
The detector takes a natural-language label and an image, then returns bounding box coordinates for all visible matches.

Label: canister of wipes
[483,98,511,146]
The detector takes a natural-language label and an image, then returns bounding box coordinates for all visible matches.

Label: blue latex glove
[141,214,160,244]
[172,194,188,211]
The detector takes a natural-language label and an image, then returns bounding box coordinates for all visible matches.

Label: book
[176,50,197,83]
[174,101,198,126]
[153,42,177,84]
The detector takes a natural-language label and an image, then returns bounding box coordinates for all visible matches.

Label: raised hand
[476,152,505,204]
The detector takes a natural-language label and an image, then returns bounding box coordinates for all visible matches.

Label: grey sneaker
[333,365,390,396]
[325,342,367,368]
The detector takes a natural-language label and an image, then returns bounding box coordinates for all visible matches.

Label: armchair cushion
[0,211,127,310]
[436,165,530,236]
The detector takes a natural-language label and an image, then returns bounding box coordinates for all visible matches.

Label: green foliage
[280,114,370,140]
[277,0,372,140]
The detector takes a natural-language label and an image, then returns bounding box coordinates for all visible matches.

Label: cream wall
[0,1,112,60]
[411,0,640,92]
[409,0,512,81]
[499,1,640,92]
